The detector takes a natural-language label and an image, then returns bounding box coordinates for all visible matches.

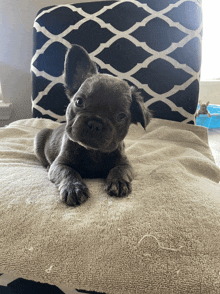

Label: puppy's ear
[64,45,98,98]
[130,86,152,129]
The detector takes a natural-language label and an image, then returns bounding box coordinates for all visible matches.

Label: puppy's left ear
[130,87,152,129]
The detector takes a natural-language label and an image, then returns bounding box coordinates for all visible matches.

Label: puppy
[34,45,151,206]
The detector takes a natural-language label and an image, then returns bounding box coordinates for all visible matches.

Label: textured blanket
[1,118,220,294]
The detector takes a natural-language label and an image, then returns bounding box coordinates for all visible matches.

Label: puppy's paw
[105,167,133,197]
[59,180,89,206]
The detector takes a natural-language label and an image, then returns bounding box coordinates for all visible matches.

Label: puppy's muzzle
[87,118,103,134]
[66,114,117,152]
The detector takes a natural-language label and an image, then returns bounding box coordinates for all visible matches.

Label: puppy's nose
[87,119,103,133]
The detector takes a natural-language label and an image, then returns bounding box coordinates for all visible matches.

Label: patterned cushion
[31,0,202,124]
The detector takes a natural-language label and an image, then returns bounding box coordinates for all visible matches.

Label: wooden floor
[208,128,220,167]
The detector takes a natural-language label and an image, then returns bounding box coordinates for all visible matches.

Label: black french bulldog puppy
[34,45,151,206]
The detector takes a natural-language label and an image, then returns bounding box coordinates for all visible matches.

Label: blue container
[196,104,220,129]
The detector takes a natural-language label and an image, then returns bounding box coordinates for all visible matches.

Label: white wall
[0,0,111,127]
[199,81,220,105]
[200,0,220,106]
[200,0,220,81]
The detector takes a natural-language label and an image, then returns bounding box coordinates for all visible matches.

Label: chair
[31,0,202,124]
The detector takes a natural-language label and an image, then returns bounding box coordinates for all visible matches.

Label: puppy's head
[64,45,151,153]
[199,101,209,113]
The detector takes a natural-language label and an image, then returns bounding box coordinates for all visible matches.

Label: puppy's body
[34,45,151,206]
[35,124,127,179]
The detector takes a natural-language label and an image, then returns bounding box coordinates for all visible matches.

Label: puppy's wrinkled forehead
[76,74,132,104]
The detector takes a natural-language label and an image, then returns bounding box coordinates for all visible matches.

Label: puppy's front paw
[105,167,133,197]
[59,180,89,206]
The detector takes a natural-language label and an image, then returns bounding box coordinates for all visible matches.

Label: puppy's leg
[48,158,89,206]
[34,128,53,168]
[105,158,134,197]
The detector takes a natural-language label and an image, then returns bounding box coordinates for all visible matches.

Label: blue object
[196,104,220,129]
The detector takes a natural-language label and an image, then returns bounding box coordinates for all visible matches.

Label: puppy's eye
[75,98,84,108]
[117,113,127,121]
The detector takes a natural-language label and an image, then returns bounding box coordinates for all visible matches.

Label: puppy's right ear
[64,45,98,98]
[130,86,152,129]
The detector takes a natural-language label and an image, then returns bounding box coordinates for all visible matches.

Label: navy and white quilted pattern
[31,0,202,124]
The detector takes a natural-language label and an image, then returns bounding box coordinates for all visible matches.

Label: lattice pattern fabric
[31,0,202,124]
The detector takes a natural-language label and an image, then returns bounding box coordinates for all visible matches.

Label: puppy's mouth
[66,115,118,152]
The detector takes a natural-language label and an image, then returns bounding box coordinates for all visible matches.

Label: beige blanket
[1,118,220,294]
